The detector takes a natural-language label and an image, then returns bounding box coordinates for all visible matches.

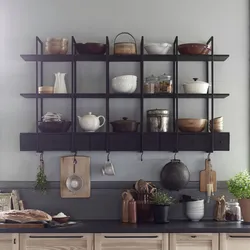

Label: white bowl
[183,83,209,94]
[112,75,137,93]
[144,43,172,55]
[186,212,204,222]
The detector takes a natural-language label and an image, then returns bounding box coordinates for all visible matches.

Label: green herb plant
[35,155,47,194]
[151,190,175,206]
[227,171,250,199]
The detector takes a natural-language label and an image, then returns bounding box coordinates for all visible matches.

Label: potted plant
[151,190,174,223]
[227,171,250,222]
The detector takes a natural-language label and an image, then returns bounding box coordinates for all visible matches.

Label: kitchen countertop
[0,220,250,234]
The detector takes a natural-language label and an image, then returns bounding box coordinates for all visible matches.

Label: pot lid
[111,117,138,124]
[186,78,209,85]
[147,109,169,116]
[145,75,158,82]
[158,73,171,81]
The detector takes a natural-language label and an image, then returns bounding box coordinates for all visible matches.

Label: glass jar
[144,75,158,94]
[158,74,172,93]
[225,200,241,221]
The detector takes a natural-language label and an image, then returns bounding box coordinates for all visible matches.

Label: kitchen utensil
[114,32,137,55]
[178,43,211,55]
[78,112,105,132]
[38,121,71,133]
[60,156,90,198]
[199,157,217,192]
[178,118,207,132]
[183,78,210,94]
[54,72,67,93]
[147,109,169,132]
[38,86,54,94]
[52,216,70,224]
[110,117,140,132]
[111,75,137,93]
[102,155,115,176]
[206,183,213,203]
[160,154,190,190]
[75,42,106,54]
[144,43,172,54]
[214,195,226,221]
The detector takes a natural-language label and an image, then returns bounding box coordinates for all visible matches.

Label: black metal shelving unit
[20,36,230,152]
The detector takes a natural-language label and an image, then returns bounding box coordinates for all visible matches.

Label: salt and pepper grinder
[128,199,137,224]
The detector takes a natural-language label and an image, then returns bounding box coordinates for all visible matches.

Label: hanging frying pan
[160,154,190,191]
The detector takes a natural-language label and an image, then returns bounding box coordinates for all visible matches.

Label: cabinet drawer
[220,233,250,250]
[176,233,213,241]
[20,233,93,250]
[95,233,167,250]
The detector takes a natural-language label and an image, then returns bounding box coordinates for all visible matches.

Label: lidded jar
[144,75,158,94]
[225,199,241,221]
[158,74,172,93]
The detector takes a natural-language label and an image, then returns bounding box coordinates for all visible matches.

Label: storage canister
[158,74,172,93]
[147,109,169,132]
[144,75,158,94]
[225,200,241,221]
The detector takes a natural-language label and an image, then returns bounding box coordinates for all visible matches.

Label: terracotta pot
[239,199,250,222]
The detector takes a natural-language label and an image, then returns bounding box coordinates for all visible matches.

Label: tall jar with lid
[158,74,172,93]
[225,199,241,221]
[144,75,158,94]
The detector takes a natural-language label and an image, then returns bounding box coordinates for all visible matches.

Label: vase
[54,72,67,94]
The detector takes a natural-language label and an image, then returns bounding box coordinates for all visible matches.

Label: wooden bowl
[38,86,54,94]
[52,216,70,224]
[178,43,211,55]
[178,119,207,132]
[210,116,223,124]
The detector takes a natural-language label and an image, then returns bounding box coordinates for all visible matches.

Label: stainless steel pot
[147,109,169,132]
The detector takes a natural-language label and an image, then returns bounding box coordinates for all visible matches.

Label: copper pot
[110,117,140,132]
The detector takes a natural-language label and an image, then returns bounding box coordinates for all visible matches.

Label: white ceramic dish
[144,43,172,55]
[112,75,137,93]
[186,212,204,222]
[183,78,210,94]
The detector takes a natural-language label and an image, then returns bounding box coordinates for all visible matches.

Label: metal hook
[40,152,44,163]
[140,152,144,161]
[207,153,211,161]
[73,151,77,165]
[107,152,110,162]
[174,152,177,160]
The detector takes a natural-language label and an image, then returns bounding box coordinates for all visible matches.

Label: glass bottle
[225,199,241,221]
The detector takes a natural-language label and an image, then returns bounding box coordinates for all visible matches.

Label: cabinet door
[0,234,19,250]
[20,233,93,250]
[95,233,167,250]
[170,233,218,250]
[220,233,250,250]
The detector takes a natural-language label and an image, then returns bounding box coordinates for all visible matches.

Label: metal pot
[110,117,140,132]
[147,109,169,132]
[160,156,190,191]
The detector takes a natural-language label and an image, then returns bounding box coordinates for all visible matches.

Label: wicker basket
[114,32,137,55]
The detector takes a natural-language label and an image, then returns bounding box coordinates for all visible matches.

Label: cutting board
[60,156,90,198]
[199,159,217,192]
[0,223,44,228]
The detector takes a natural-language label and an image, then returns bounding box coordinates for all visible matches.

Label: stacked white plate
[186,200,204,222]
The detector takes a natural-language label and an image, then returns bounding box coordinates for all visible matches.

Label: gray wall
[0,0,249,182]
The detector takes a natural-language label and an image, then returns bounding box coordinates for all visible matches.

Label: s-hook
[140,152,144,161]
[73,151,77,165]
[174,152,177,160]
[40,152,44,163]
[107,152,110,162]
[207,152,211,161]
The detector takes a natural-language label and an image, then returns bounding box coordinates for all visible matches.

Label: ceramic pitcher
[54,72,67,93]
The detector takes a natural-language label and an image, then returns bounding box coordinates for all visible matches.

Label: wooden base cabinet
[220,233,250,250]
[95,233,168,250]
[0,234,19,250]
[20,234,93,250]
[170,233,219,250]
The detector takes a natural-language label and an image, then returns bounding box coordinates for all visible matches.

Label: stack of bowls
[186,199,204,222]
[210,116,223,132]
[45,38,68,54]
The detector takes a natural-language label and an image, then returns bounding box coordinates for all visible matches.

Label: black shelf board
[21,54,230,62]
[20,93,229,99]
[20,132,230,152]
[20,54,74,62]
[109,55,141,62]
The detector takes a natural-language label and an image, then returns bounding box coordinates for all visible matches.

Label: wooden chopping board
[60,156,90,198]
[199,159,217,192]
[0,223,44,228]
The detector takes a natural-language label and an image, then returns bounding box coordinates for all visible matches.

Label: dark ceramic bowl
[38,121,71,133]
[75,43,106,55]
[178,43,211,55]
[52,216,70,224]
